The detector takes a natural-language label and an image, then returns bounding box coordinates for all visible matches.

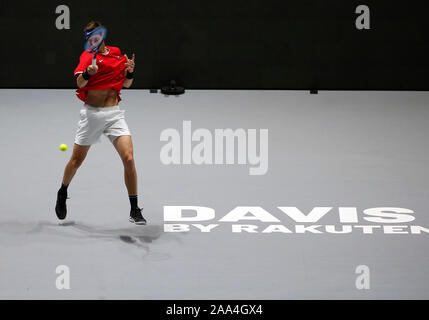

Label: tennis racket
[84,26,107,66]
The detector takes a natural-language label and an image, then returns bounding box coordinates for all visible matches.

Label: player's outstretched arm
[123,53,135,88]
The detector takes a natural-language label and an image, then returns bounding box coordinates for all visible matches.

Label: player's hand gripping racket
[84,26,107,66]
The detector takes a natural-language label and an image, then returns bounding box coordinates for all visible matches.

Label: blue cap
[84,28,95,39]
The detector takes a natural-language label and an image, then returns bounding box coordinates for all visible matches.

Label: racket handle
[92,54,96,67]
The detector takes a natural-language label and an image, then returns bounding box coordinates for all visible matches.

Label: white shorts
[74,104,131,146]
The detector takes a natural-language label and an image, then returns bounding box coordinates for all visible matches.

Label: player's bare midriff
[85,88,118,107]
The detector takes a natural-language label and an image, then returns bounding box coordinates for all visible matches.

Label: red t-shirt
[73,46,127,102]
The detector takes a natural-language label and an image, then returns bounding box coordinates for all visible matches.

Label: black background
[1,0,428,90]
[0,300,426,319]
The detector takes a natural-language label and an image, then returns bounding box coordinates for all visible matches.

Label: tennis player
[55,21,146,225]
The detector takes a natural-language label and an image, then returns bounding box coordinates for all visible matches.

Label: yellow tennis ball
[60,144,68,152]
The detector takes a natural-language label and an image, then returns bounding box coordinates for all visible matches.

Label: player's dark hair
[83,20,102,32]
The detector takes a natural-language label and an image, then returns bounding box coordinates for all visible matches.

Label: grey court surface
[0,89,428,299]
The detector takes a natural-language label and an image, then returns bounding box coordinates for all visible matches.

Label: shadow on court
[0,220,182,261]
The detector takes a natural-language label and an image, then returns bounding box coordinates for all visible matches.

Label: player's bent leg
[55,143,91,220]
[112,135,137,194]
[112,135,146,225]
[63,143,91,185]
